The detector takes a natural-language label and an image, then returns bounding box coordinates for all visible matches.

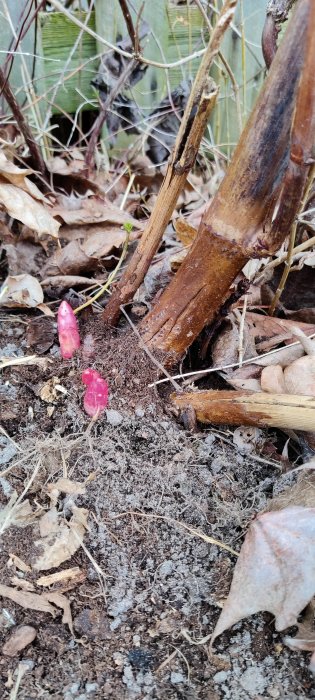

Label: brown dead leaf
[0,183,59,237]
[2,625,37,657]
[47,478,86,497]
[0,274,43,308]
[0,495,37,535]
[0,585,73,632]
[0,151,46,200]
[43,591,73,633]
[170,247,189,271]
[37,377,67,403]
[174,217,197,246]
[0,585,56,616]
[41,275,103,290]
[2,240,44,277]
[227,364,262,392]
[42,240,98,277]
[53,197,141,228]
[33,507,88,571]
[212,507,315,653]
[26,316,55,354]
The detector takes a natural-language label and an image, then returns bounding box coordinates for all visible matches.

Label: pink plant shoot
[57,300,81,359]
[82,369,109,418]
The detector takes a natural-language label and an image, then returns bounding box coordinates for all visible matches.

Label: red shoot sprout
[82,369,109,418]
[57,300,81,359]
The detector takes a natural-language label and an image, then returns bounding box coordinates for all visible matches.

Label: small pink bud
[82,368,109,418]
[58,300,80,359]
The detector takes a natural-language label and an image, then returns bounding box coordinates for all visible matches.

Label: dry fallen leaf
[0,585,73,632]
[43,591,73,633]
[0,274,43,308]
[2,625,37,657]
[33,506,88,571]
[10,577,35,592]
[0,494,37,535]
[53,197,141,228]
[174,217,197,246]
[37,377,67,403]
[0,183,59,237]
[212,506,315,670]
[26,316,55,354]
[47,478,86,497]
[0,585,56,616]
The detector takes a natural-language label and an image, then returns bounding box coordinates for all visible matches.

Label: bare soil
[0,315,313,699]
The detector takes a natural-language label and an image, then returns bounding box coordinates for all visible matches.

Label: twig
[255,234,315,281]
[117,0,137,52]
[86,0,144,170]
[73,232,130,315]
[0,65,47,176]
[148,332,315,387]
[111,510,239,556]
[85,57,137,170]
[102,0,237,325]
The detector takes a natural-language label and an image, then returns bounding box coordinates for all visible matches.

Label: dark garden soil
[0,314,313,700]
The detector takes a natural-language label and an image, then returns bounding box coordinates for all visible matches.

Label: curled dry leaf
[33,506,88,571]
[0,494,37,535]
[174,218,197,246]
[53,197,141,228]
[26,316,55,355]
[0,274,43,309]
[212,506,315,670]
[2,625,37,657]
[42,240,97,277]
[46,478,86,501]
[0,585,56,616]
[0,585,73,632]
[0,183,59,238]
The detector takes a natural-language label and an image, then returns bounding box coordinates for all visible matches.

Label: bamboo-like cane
[172,390,315,432]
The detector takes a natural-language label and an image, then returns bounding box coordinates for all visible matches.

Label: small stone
[213,671,229,683]
[3,625,37,656]
[106,409,123,426]
[267,688,280,699]
[135,407,145,418]
[170,672,185,684]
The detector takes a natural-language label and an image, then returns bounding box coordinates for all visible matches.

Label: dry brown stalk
[0,66,47,177]
[102,0,237,326]
[139,0,313,359]
[172,390,315,433]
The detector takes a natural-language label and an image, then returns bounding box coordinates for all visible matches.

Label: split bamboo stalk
[172,390,315,432]
[140,0,314,358]
[102,0,237,326]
